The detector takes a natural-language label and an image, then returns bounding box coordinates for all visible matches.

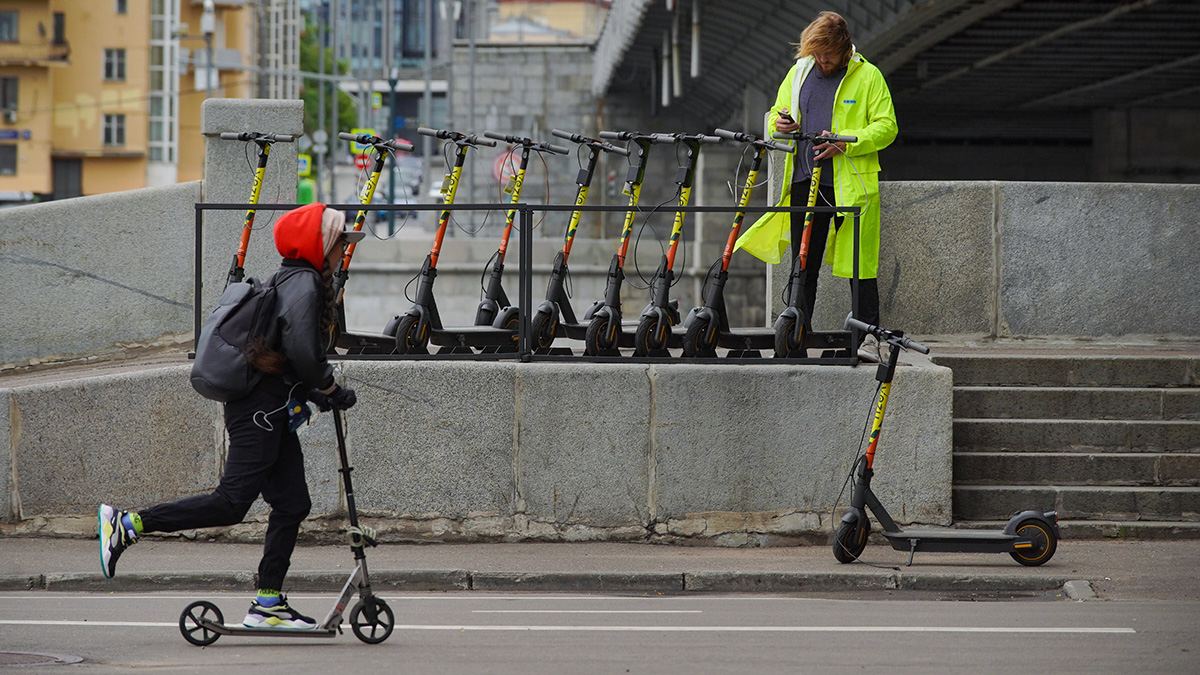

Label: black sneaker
[242,595,317,630]
[98,504,137,579]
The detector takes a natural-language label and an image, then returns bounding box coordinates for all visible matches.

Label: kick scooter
[330,131,415,353]
[833,314,1060,567]
[633,132,722,357]
[680,128,793,357]
[527,129,630,352]
[476,132,569,338]
[386,127,529,354]
[178,409,395,645]
[581,130,657,356]
[771,131,859,359]
[219,131,294,288]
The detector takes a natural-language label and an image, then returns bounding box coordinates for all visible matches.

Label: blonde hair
[794,11,852,65]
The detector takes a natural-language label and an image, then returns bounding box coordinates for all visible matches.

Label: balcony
[0,40,70,66]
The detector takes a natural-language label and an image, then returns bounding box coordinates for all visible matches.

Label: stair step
[952,484,1200,521]
[955,519,1200,540]
[953,452,1200,486]
[954,418,1200,453]
[953,386,1200,421]
[932,354,1199,387]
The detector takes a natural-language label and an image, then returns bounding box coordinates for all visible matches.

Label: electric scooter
[833,314,1061,567]
[219,131,295,288]
[178,409,395,645]
[633,132,722,357]
[680,128,793,357]
[476,132,569,338]
[581,130,657,356]
[771,131,859,359]
[330,131,415,353]
[527,129,630,352]
[387,127,532,354]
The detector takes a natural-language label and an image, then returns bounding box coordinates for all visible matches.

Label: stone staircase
[931,350,1200,539]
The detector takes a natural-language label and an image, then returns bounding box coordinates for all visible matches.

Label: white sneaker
[859,334,886,362]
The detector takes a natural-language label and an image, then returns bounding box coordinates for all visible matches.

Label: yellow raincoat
[735,49,897,279]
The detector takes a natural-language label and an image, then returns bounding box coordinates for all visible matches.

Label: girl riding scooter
[99,202,362,630]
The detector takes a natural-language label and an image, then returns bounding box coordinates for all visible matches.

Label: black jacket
[268,258,335,394]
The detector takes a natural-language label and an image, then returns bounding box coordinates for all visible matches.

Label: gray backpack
[190,269,302,402]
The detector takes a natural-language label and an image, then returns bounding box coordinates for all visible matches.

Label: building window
[0,77,16,111]
[103,114,125,146]
[116,0,128,15]
[0,12,17,43]
[104,49,127,82]
[0,145,15,176]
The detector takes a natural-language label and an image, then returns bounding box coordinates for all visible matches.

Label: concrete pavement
[2,537,1196,602]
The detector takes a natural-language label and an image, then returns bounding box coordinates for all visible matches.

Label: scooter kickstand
[907,539,918,566]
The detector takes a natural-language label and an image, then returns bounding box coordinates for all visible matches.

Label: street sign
[349,128,376,154]
[311,129,328,145]
[297,135,313,152]
[354,154,370,170]
[492,149,519,184]
[372,92,382,110]
[312,142,328,155]
[298,154,312,176]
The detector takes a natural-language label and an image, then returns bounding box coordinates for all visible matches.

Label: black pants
[790,181,880,328]
[139,384,311,591]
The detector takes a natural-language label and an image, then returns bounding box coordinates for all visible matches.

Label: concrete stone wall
[0,358,953,542]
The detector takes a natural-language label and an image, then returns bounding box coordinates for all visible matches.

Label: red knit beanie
[274,203,328,270]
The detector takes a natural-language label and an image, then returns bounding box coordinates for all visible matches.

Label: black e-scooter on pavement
[833,314,1060,567]
[178,409,394,645]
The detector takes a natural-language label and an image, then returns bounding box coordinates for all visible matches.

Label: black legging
[139,384,311,591]
[790,181,880,329]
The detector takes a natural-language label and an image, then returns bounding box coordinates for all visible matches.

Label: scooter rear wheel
[350,596,395,644]
[683,316,717,358]
[1009,519,1057,566]
[179,600,223,646]
[832,519,868,563]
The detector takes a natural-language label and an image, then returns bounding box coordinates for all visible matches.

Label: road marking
[472,610,704,614]
[0,619,1135,634]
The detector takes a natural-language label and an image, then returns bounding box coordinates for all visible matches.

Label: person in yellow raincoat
[735,11,897,356]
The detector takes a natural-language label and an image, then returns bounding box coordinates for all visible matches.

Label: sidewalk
[2,537,1197,602]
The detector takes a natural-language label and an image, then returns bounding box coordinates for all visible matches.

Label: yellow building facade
[0,0,253,200]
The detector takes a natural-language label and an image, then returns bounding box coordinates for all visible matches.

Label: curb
[2,570,1072,595]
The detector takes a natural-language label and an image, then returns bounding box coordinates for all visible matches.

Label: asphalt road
[1,591,1196,673]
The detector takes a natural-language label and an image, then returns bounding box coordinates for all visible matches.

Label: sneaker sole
[243,616,317,630]
[98,505,115,579]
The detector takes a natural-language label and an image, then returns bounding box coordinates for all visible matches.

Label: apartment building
[0,0,298,201]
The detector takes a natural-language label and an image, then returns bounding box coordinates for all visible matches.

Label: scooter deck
[431,326,518,348]
[882,528,1023,554]
[197,619,339,639]
[337,330,397,354]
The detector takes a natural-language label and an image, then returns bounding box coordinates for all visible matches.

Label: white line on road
[0,620,1136,634]
[472,610,704,614]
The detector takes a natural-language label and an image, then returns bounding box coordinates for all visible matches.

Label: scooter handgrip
[417,127,441,138]
[483,130,511,142]
[772,131,798,141]
[713,128,740,141]
[844,315,874,335]
[818,133,858,144]
[270,134,295,143]
[218,132,246,140]
[385,138,415,152]
[649,133,677,144]
[769,141,795,153]
[551,128,579,142]
[473,136,498,147]
[898,335,931,354]
[700,135,723,144]
[601,142,630,157]
[338,132,359,141]
[598,130,624,140]
[547,143,572,155]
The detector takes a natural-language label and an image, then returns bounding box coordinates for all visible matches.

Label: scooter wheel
[498,312,520,353]
[634,316,661,357]
[391,314,427,354]
[531,309,557,350]
[1009,519,1058,566]
[584,316,613,356]
[774,314,804,358]
[683,317,717,358]
[350,596,395,644]
[179,600,223,646]
[832,519,868,563]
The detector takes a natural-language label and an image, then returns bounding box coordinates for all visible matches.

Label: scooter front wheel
[350,596,395,644]
[774,314,804,358]
[584,316,614,355]
[1009,519,1058,566]
[683,316,717,357]
[531,309,557,350]
[391,314,428,354]
[832,519,868,563]
[179,600,223,646]
[634,315,664,357]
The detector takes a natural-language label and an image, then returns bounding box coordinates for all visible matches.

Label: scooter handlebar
[551,129,631,157]
[844,314,930,354]
[219,132,294,143]
[483,130,518,143]
[772,131,858,144]
[714,128,794,153]
[546,143,572,155]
